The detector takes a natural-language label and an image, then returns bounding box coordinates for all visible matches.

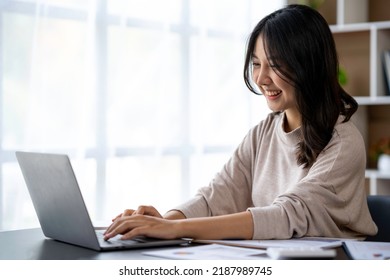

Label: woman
[104,4,377,241]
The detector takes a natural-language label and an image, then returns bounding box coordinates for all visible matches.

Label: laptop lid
[16,151,189,251]
[16,151,101,251]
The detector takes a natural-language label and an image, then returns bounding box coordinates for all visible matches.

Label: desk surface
[0,228,349,260]
[0,228,167,260]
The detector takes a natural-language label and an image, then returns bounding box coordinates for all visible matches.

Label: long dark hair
[244,4,358,168]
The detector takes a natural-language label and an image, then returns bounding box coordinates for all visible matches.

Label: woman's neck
[283,110,302,132]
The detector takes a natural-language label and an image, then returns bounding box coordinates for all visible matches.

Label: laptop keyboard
[95,230,162,247]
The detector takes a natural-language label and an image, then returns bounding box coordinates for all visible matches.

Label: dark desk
[0,228,349,260]
[0,228,166,260]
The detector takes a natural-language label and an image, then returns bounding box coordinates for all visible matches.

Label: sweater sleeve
[248,121,378,239]
[173,127,256,218]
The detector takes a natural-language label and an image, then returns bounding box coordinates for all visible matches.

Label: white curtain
[0,0,282,230]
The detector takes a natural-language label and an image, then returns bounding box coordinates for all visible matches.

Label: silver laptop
[15,151,188,251]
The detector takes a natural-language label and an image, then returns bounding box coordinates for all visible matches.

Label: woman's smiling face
[252,35,301,131]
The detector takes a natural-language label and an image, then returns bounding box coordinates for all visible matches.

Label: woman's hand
[110,205,163,222]
[105,205,165,236]
[104,211,254,241]
[104,214,181,240]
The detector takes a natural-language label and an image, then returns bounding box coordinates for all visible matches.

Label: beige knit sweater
[174,112,378,240]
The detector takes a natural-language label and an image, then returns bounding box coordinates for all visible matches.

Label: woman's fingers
[132,205,163,218]
[105,206,163,235]
[104,215,149,240]
[111,209,135,221]
[104,215,178,241]
[105,209,135,234]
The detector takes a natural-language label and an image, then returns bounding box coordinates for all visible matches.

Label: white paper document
[343,241,390,260]
[143,244,269,260]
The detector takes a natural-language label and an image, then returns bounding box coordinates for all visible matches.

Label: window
[0,0,283,230]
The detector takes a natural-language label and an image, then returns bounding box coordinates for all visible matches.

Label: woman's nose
[255,68,271,86]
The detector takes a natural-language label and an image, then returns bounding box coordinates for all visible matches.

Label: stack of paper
[143,237,347,260]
